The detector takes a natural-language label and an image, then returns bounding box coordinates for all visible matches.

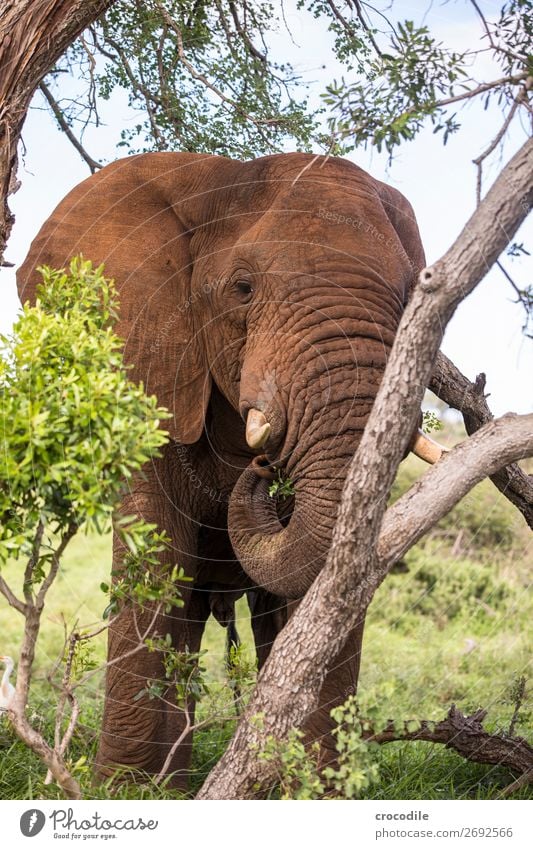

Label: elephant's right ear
[16,154,214,444]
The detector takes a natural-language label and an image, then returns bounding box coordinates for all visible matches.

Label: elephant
[17,151,441,788]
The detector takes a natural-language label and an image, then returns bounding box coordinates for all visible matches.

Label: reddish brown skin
[17,152,425,788]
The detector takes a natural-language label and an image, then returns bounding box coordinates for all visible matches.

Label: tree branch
[431,351,533,529]
[366,704,533,779]
[39,82,102,173]
[472,75,532,204]
[35,523,77,610]
[0,575,27,615]
[153,0,281,150]
[23,519,45,605]
[227,0,266,63]
[434,72,528,109]
[378,412,533,566]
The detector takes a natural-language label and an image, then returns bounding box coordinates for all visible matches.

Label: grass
[0,437,531,800]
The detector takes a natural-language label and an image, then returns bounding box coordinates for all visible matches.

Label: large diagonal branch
[198,137,533,799]
[431,351,533,528]
[378,412,533,566]
[0,0,116,262]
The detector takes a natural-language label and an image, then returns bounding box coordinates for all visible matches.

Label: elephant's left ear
[16,153,222,444]
[374,179,427,294]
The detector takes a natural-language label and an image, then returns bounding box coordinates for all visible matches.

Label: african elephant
[17,151,439,788]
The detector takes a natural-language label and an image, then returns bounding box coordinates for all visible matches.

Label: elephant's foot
[94,711,194,792]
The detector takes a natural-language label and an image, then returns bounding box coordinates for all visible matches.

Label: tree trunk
[0,0,116,263]
[197,137,533,799]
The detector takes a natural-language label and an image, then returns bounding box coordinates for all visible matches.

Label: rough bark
[367,705,533,778]
[431,351,533,529]
[0,0,116,263]
[197,137,533,799]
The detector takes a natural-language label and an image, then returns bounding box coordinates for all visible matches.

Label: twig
[228,0,266,63]
[39,83,102,174]
[468,0,525,65]
[508,676,526,738]
[329,0,382,57]
[153,1,280,149]
[45,629,80,785]
[473,76,532,204]
[153,665,213,784]
[71,603,162,690]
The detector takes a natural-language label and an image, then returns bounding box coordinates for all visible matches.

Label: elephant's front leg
[96,587,211,787]
[95,453,209,788]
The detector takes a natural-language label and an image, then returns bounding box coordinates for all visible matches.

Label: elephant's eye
[235,280,254,302]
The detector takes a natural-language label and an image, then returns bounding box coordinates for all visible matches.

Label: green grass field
[0,445,531,800]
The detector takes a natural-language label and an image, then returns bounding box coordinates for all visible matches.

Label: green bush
[0,257,170,555]
[436,486,516,550]
[373,543,513,630]
[392,458,517,553]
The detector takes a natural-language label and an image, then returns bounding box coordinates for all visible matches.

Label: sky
[1,0,531,416]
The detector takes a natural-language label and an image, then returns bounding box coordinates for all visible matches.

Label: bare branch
[35,523,77,610]
[45,629,80,785]
[431,352,533,529]
[0,575,27,615]
[366,705,533,779]
[468,0,526,66]
[473,76,532,203]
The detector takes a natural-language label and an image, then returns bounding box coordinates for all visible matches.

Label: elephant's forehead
[230,204,404,273]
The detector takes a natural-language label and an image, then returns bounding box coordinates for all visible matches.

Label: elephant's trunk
[229,396,375,599]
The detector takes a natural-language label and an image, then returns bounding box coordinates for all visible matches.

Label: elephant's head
[17,152,432,599]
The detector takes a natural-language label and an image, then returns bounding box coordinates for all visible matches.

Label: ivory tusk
[410,428,449,464]
[246,408,271,450]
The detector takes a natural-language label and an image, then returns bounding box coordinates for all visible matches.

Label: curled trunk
[229,421,369,598]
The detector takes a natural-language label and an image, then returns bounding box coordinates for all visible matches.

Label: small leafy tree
[0,258,183,798]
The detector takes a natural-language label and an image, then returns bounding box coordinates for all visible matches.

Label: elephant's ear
[373,179,427,294]
[16,153,213,444]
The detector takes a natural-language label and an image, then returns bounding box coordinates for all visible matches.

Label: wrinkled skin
[18,152,425,787]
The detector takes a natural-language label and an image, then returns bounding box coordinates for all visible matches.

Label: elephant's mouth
[250,454,277,480]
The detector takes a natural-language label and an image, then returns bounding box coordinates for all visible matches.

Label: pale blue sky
[1,0,531,415]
